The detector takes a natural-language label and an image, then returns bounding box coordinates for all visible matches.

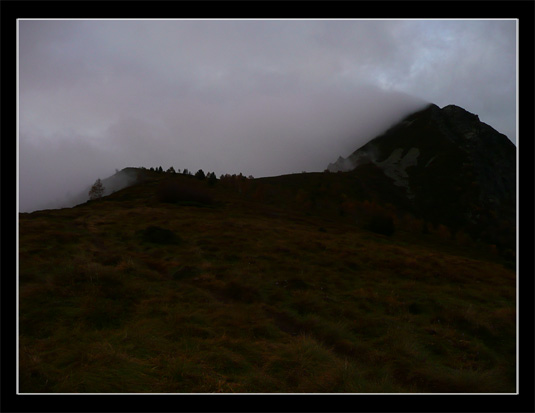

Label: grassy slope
[18,171,516,393]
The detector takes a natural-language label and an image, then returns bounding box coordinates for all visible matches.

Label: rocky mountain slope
[327,103,516,252]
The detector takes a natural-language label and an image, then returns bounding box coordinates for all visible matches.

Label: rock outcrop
[328,103,516,250]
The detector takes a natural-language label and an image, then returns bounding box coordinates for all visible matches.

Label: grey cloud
[18,19,516,212]
[389,20,517,140]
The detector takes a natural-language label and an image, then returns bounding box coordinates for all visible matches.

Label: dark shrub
[139,226,182,245]
[367,214,395,236]
[172,265,201,280]
[408,302,424,315]
[157,180,213,205]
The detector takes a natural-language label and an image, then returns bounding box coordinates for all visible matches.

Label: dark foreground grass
[18,182,516,393]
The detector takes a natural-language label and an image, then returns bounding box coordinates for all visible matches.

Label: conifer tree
[207,172,217,186]
[89,178,105,200]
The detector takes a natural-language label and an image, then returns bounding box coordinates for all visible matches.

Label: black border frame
[2,2,534,412]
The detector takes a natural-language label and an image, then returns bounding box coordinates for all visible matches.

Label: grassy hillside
[18,170,516,393]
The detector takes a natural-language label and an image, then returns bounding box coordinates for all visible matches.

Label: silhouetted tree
[89,178,105,200]
[207,172,217,186]
[167,166,176,174]
[195,169,206,180]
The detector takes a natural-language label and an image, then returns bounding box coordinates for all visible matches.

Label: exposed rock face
[328,103,516,249]
[374,147,420,198]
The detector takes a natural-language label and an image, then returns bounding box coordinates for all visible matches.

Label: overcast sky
[18,19,517,212]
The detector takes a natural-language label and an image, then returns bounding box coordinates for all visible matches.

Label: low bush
[172,265,201,280]
[157,180,213,205]
[366,213,395,236]
[139,226,182,245]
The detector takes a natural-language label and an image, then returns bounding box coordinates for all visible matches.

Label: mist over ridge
[18,85,429,213]
[18,19,516,213]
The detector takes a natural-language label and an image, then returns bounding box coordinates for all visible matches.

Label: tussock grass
[18,173,516,393]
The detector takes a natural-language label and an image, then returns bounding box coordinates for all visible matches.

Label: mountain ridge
[327,103,516,252]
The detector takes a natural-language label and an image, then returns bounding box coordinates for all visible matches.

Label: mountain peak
[442,104,481,127]
[327,103,516,250]
[328,103,511,172]
[442,103,468,111]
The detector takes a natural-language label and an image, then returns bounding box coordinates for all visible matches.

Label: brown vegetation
[18,169,516,393]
